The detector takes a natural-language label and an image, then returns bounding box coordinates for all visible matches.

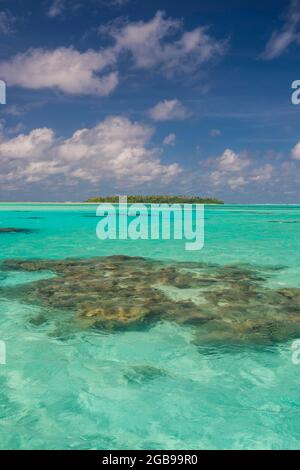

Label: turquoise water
[0,204,300,450]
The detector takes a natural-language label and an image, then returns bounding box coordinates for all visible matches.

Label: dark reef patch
[0,227,37,234]
[269,220,300,224]
[1,255,300,345]
[124,365,169,384]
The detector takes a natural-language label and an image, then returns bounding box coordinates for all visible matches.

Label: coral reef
[1,255,300,345]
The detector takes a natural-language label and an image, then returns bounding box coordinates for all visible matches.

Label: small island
[86,195,224,204]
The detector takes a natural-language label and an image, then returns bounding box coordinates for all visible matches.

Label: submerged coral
[124,365,169,384]
[1,255,300,345]
[0,228,37,234]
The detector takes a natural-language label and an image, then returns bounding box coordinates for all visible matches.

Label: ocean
[0,203,299,450]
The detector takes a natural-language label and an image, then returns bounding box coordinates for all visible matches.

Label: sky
[0,0,300,203]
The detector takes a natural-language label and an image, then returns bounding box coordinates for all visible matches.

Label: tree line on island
[86,196,224,204]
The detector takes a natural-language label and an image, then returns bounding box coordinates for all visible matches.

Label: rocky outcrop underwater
[1,255,300,345]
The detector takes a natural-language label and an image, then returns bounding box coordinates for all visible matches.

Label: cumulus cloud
[207,149,273,190]
[0,11,226,96]
[251,164,274,183]
[0,47,118,96]
[149,99,189,121]
[210,171,247,190]
[163,133,176,146]
[111,11,226,77]
[262,0,300,59]
[0,117,182,187]
[0,128,55,160]
[217,148,250,173]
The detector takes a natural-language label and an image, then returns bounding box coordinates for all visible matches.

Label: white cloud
[226,175,247,190]
[210,170,248,190]
[217,148,250,172]
[262,0,300,59]
[0,117,182,187]
[163,133,176,146]
[0,10,15,35]
[48,0,129,17]
[111,11,226,77]
[0,11,226,96]
[251,164,273,182]
[207,149,273,190]
[48,0,66,18]
[7,161,68,184]
[4,105,24,117]
[0,128,55,160]
[292,140,300,159]
[149,99,189,121]
[105,0,130,5]
[210,128,221,137]
[0,47,118,96]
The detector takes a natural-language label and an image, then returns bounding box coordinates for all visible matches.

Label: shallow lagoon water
[0,204,300,450]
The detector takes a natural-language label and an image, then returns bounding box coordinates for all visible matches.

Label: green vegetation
[86,195,224,204]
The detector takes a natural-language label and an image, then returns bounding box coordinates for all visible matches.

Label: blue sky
[0,0,300,202]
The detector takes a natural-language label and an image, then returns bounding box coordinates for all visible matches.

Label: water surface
[0,204,299,450]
